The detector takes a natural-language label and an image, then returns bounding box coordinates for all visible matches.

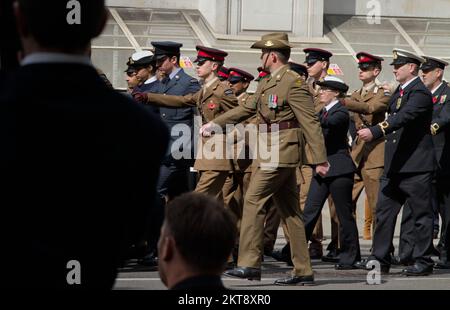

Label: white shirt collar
[431,82,444,95]
[144,76,158,84]
[400,76,419,90]
[21,52,92,67]
[169,67,182,80]
[325,99,340,112]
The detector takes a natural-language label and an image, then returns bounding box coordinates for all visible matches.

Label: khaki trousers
[238,167,313,276]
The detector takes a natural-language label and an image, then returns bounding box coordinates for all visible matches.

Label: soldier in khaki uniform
[201,33,329,285]
[273,48,340,263]
[221,68,255,236]
[341,52,390,240]
[133,46,238,198]
[222,67,279,257]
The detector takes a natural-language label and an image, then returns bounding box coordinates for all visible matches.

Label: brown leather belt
[259,120,300,133]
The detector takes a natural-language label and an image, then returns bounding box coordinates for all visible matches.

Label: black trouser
[436,175,450,262]
[145,161,190,255]
[371,172,434,267]
[303,173,361,265]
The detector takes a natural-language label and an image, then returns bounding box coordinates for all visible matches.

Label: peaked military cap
[228,67,255,84]
[127,50,155,67]
[316,76,349,93]
[218,66,230,81]
[251,32,292,50]
[194,46,228,63]
[356,51,384,70]
[289,62,308,78]
[304,48,333,65]
[390,49,424,66]
[255,67,270,81]
[151,41,183,60]
[420,56,449,71]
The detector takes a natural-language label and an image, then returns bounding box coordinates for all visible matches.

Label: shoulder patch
[224,89,234,96]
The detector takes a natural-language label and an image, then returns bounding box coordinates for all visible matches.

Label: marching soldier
[357,49,435,276]
[302,76,361,269]
[151,41,200,200]
[341,52,390,241]
[273,48,339,263]
[221,67,255,236]
[421,56,450,269]
[201,33,329,285]
[133,46,238,199]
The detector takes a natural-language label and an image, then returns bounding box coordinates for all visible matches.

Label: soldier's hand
[358,128,374,142]
[132,91,147,103]
[200,123,214,137]
[316,162,330,177]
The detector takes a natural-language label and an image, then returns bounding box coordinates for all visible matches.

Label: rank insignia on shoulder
[296,79,303,85]
[224,89,234,96]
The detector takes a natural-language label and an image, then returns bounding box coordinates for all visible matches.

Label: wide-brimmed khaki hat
[251,32,292,50]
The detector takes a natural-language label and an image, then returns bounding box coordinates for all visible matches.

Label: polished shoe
[271,247,293,266]
[321,250,340,263]
[434,261,450,269]
[402,263,433,276]
[274,275,315,286]
[354,260,369,270]
[335,263,358,270]
[355,259,390,274]
[223,267,261,281]
[309,247,323,259]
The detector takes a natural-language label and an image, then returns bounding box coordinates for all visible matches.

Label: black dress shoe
[223,267,261,281]
[335,263,358,270]
[309,247,323,259]
[402,263,433,276]
[274,275,315,286]
[321,251,340,263]
[355,259,390,274]
[271,248,293,266]
[354,260,369,270]
[434,261,450,269]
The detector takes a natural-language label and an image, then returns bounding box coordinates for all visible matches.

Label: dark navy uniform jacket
[318,101,355,178]
[138,79,161,115]
[431,82,450,176]
[370,77,435,177]
[156,68,200,163]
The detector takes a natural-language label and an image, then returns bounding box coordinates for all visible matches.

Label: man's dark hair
[165,192,237,272]
[18,0,106,50]
[273,49,291,63]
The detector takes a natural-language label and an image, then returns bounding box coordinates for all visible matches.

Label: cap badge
[393,51,398,60]
[265,40,274,47]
